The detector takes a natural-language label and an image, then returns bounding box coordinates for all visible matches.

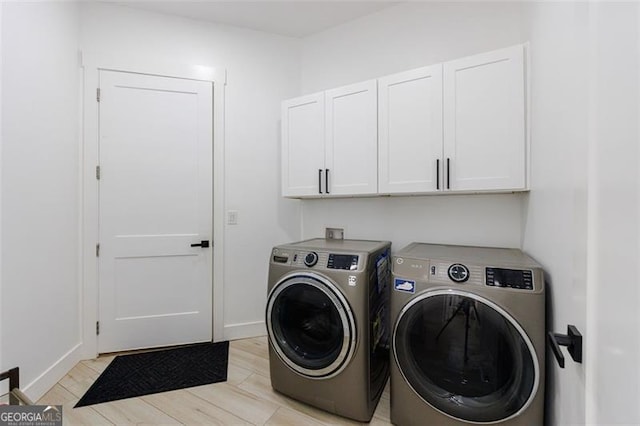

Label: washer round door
[393,289,539,423]
[266,272,356,378]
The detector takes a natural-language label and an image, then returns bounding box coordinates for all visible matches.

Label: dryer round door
[393,289,539,423]
[266,272,356,378]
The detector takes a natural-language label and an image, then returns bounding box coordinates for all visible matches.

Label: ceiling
[112,1,401,38]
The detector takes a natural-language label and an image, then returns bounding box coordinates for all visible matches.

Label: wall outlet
[325,227,344,240]
[227,210,238,225]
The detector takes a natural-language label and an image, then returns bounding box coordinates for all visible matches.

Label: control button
[304,252,318,267]
[448,264,470,283]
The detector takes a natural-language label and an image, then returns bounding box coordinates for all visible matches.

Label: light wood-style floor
[36,337,392,425]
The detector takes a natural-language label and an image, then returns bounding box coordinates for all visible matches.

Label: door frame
[80,52,226,358]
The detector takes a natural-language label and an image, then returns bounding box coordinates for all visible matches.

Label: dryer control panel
[486,267,534,290]
[394,257,536,291]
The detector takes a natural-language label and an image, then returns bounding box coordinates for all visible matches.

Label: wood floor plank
[231,336,269,358]
[59,362,101,398]
[237,373,362,426]
[62,402,116,426]
[143,388,251,425]
[37,384,77,406]
[227,360,258,385]
[91,397,182,425]
[265,406,326,426]
[82,355,116,374]
[228,346,271,378]
[187,382,279,425]
[369,417,393,426]
[372,394,391,423]
[38,387,115,426]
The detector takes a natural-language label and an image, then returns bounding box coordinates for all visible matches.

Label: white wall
[302,194,524,249]
[0,1,4,387]
[1,2,82,400]
[520,3,589,424]
[299,2,530,250]
[584,3,640,424]
[522,3,640,424]
[301,2,528,93]
[79,3,302,339]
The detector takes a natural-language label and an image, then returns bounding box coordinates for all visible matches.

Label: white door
[98,70,213,353]
[443,44,526,191]
[325,80,378,196]
[281,93,325,197]
[378,65,443,194]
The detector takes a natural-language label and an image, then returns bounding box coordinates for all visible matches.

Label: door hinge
[96,243,100,257]
[96,165,100,180]
[96,321,100,335]
[96,88,101,102]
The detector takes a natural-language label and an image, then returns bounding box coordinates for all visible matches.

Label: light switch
[227,210,238,225]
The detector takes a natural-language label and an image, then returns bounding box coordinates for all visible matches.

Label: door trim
[80,52,226,358]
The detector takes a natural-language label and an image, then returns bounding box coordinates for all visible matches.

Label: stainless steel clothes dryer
[267,238,391,422]
[390,243,545,426]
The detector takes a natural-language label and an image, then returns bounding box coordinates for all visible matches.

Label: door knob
[190,240,210,248]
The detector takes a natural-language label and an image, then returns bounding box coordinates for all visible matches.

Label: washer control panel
[327,254,359,270]
[486,268,534,290]
[274,249,361,271]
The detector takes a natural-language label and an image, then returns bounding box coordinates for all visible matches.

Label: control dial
[448,263,470,283]
[304,252,319,267]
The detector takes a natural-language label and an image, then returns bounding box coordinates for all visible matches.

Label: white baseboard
[23,343,83,402]
[223,321,266,341]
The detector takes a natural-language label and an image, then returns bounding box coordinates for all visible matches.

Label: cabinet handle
[446,158,451,190]
[325,169,330,194]
[318,169,323,194]
[436,159,440,190]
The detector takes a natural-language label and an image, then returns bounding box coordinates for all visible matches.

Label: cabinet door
[444,44,526,191]
[378,65,443,194]
[281,93,325,197]
[325,80,378,196]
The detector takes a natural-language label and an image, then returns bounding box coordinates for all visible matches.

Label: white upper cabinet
[282,80,378,198]
[281,92,325,197]
[281,44,528,198]
[443,44,526,191]
[325,80,378,196]
[378,65,444,194]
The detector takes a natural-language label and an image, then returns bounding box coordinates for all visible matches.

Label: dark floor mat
[75,341,229,407]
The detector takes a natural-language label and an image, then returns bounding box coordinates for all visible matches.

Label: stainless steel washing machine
[266,238,391,422]
[390,243,545,426]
